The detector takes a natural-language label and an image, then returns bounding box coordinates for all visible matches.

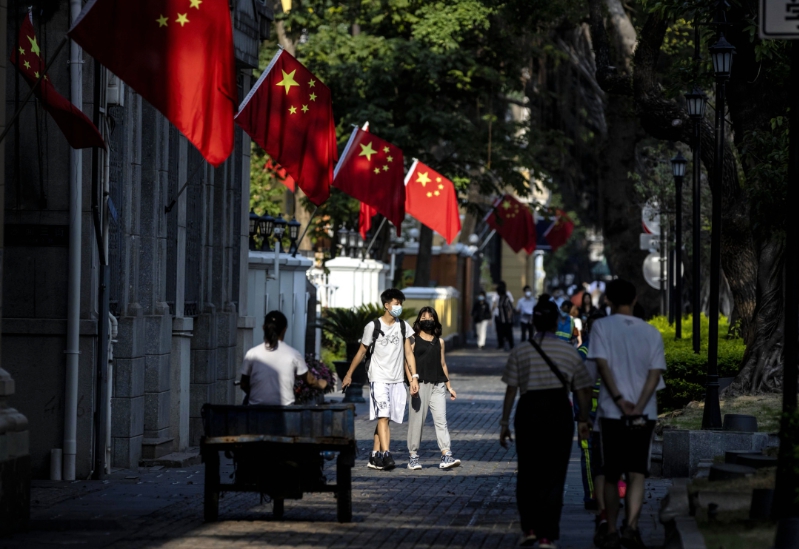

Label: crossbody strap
[528,336,570,391]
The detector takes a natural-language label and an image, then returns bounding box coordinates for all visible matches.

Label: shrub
[649,315,746,411]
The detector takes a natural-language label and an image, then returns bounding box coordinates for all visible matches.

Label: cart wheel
[336,454,353,523]
[204,487,219,522]
[273,498,284,519]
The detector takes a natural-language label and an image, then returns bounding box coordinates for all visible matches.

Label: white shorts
[369,381,407,424]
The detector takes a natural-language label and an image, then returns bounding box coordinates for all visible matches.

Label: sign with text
[760,0,799,39]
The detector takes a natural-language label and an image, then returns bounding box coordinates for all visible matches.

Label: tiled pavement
[4,337,669,548]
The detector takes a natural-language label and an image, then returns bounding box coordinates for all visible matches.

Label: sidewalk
[3,336,669,549]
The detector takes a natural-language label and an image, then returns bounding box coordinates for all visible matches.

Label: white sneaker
[439,452,461,469]
[407,455,422,470]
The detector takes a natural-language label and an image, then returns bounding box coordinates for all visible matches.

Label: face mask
[389,305,403,317]
[478,296,485,301]
[525,291,532,298]
[420,320,435,332]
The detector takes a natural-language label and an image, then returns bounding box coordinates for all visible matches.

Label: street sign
[760,0,799,39]
[642,252,665,290]
[640,233,661,252]
[641,199,660,235]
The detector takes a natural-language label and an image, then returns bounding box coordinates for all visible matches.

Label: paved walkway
[5,338,669,548]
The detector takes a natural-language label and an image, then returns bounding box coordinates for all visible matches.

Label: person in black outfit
[472,290,492,349]
[493,281,515,350]
[405,307,460,470]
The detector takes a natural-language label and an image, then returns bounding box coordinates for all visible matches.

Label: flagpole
[164,158,205,213]
[292,205,319,258]
[404,158,419,186]
[235,47,284,116]
[0,36,68,146]
[333,124,360,180]
[364,217,388,258]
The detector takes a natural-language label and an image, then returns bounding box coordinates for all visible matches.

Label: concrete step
[140,437,174,460]
[139,449,201,468]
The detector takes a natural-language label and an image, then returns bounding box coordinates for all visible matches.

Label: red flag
[68,0,236,166]
[236,50,336,206]
[545,210,574,252]
[264,158,296,192]
[404,160,461,245]
[334,127,404,235]
[359,202,378,240]
[10,12,104,149]
[486,194,536,254]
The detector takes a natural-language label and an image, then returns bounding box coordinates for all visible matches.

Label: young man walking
[516,285,536,342]
[342,288,419,470]
[588,279,667,549]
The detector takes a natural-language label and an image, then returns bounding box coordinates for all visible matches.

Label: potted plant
[321,303,416,403]
[294,355,336,405]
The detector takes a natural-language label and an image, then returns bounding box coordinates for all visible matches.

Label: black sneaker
[367,452,384,470]
[620,526,645,549]
[382,451,396,470]
[602,532,621,549]
[593,521,608,548]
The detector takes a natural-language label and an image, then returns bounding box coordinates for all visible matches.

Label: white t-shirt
[587,314,667,421]
[361,318,414,384]
[517,296,536,319]
[240,341,308,405]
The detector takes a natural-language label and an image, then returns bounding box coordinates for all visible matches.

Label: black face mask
[419,320,435,333]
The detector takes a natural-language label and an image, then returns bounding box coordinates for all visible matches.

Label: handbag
[527,336,570,391]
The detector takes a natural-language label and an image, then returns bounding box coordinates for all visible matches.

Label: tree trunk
[414,225,434,287]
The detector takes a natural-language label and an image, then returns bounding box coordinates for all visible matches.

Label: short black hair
[381,288,405,307]
[533,300,559,333]
[523,285,531,291]
[606,279,636,306]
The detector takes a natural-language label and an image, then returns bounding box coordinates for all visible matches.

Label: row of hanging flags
[11,1,572,252]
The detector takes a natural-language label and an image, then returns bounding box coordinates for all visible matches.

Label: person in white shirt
[342,288,419,471]
[516,285,536,342]
[587,279,667,549]
[239,311,327,406]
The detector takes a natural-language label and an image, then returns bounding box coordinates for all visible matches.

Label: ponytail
[263,310,288,349]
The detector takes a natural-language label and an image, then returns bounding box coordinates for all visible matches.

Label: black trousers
[497,321,514,349]
[514,389,574,540]
[520,322,534,342]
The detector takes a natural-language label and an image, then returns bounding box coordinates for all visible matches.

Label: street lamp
[248,209,260,251]
[347,229,358,258]
[287,217,301,255]
[259,213,274,252]
[702,31,735,431]
[337,225,349,257]
[685,87,707,354]
[671,151,688,340]
[273,213,286,253]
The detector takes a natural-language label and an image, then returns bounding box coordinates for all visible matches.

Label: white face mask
[525,291,532,298]
[478,296,485,301]
[389,305,403,317]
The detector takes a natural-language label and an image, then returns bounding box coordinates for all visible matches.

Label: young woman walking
[405,307,461,470]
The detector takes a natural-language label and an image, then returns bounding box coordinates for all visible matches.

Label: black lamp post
[347,229,358,258]
[248,209,260,251]
[258,213,274,252]
[273,213,287,254]
[337,225,349,257]
[685,87,707,353]
[702,32,735,431]
[287,217,301,255]
[671,151,688,340]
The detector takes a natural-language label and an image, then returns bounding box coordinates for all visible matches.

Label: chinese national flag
[545,209,574,252]
[486,194,536,254]
[264,158,296,192]
[10,12,104,149]
[236,50,336,206]
[404,160,461,245]
[358,202,377,240]
[68,0,236,166]
[334,127,404,235]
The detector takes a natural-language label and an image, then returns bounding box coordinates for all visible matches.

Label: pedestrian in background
[493,281,515,351]
[472,290,492,350]
[406,307,461,470]
[500,300,594,548]
[516,285,536,342]
[580,291,597,323]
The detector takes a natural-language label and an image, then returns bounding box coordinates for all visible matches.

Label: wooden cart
[200,403,356,523]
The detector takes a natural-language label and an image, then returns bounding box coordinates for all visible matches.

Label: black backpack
[364,318,406,373]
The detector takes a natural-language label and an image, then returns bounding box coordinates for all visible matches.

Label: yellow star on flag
[438,184,444,190]
[176,13,190,26]
[436,177,441,182]
[427,192,433,198]
[382,165,389,172]
[157,14,168,26]
[27,35,40,57]
[359,142,377,161]
[386,155,393,162]
[308,79,316,88]
[277,70,300,95]
[288,106,297,114]
[309,92,317,101]
[416,172,431,187]
[23,60,31,70]
[190,0,202,8]
[301,105,309,113]
[374,167,381,174]
[18,47,25,55]
[502,201,511,210]
[34,70,40,79]
[434,191,440,196]
[382,146,389,154]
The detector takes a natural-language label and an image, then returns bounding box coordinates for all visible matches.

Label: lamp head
[671,151,688,178]
[710,34,735,79]
[684,87,707,120]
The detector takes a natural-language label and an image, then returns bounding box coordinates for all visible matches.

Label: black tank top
[413,335,448,384]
